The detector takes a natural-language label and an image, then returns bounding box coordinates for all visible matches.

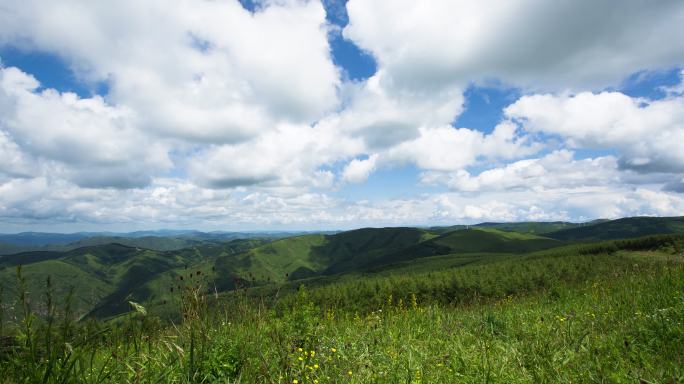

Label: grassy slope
[430,228,561,252]
[0,239,268,319]
[0,260,112,315]
[474,219,609,233]
[547,216,684,241]
[214,234,327,285]
[4,220,684,321]
[1,227,565,319]
[210,227,557,287]
[2,236,683,382]
[240,234,684,311]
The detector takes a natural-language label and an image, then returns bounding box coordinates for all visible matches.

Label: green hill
[547,216,684,241]
[3,218,682,320]
[429,228,560,253]
[210,227,560,286]
[0,239,269,319]
[2,221,684,382]
[211,228,433,285]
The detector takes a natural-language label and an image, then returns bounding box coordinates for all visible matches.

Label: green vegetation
[1,217,683,382]
[547,216,684,241]
[0,239,267,318]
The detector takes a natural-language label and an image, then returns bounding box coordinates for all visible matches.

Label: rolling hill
[0,239,268,318]
[0,230,324,255]
[3,216,684,319]
[210,227,562,285]
[546,216,684,241]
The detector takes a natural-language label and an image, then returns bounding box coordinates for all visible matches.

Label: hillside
[3,232,682,383]
[211,227,559,286]
[1,226,562,319]
[0,239,268,318]
[547,216,684,241]
[0,230,318,255]
[3,218,684,320]
[1,222,683,382]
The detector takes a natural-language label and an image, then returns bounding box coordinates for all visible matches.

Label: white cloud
[342,154,378,183]
[2,174,684,231]
[0,66,171,188]
[0,130,35,178]
[1,1,683,229]
[385,121,539,171]
[333,70,465,149]
[0,0,339,143]
[345,0,684,91]
[505,91,684,173]
[422,150,620,192]
[661,70,684,97]
[188,123,363,190]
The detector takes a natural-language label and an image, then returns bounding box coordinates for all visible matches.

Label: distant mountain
[0,236,204,255]
[0,230,334,255]
[0,232,93,246]
[473,220,608,234]
[430,220,609,235]
[546,216,684,241]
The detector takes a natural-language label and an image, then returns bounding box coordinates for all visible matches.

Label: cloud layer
[0,0,683,230]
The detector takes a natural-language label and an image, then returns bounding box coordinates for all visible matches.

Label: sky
[0,0,684,233]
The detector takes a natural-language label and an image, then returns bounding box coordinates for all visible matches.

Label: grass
[4,218,683,321]
[547,216,684,241]
[0,233,682,383]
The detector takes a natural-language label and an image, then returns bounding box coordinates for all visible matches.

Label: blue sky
[0,0,683,232]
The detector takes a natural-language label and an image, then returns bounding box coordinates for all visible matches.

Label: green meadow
[0,217,683,383]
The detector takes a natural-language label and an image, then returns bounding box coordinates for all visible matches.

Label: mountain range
[1,216,683,320]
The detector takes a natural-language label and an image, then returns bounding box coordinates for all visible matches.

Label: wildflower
[298,348,303,352]
[331,348,337,353]
[293,380,298,384]
[348,370,353,376]
[313,364,319,369]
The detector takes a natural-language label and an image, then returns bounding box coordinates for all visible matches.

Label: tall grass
[0,236,682,382]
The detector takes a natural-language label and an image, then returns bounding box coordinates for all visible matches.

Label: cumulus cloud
[1,0,683,229]
[0,66,170,188]
[314,69,465,151]
[421,150,620,192]
[188,123,363,190]
[0,0,339,142]
[505,91,684,173]
[0,130,35,179]
[345,0,684,91]
[2,173,684,231]
[385,121,539,172]
[342,154,378,183]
